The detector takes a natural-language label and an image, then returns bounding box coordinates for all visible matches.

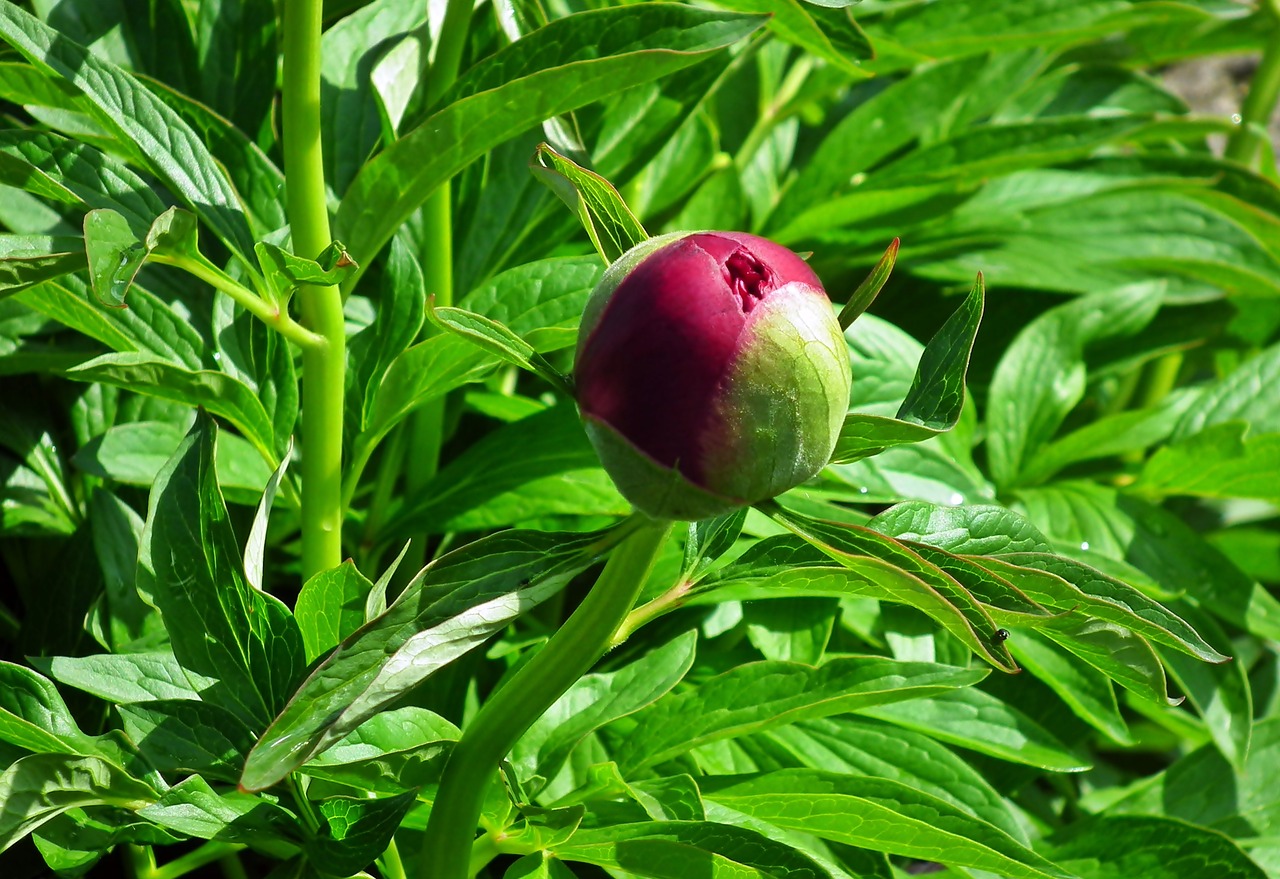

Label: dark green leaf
[382,405,625,540]
[137,413,304,730]
[987,286,1162,487]
[766,506,1015,670]
[307,792,416,876]
[117,700,257,783]
[69,354,278,466]
[764,717,1027,842]
[255,241,358,308]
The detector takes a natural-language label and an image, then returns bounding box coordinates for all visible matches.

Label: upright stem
[1225,3,1280,169]
[418,517,673,879]
[283,0,345,580]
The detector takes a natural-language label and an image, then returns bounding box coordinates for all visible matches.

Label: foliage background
[0,0,1278,878]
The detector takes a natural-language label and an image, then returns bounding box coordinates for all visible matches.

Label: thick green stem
[419,517,673,879]
[1225,6,1280,169]
[284,0,345,580]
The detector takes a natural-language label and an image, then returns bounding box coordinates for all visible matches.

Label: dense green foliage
[0,1,1278,878]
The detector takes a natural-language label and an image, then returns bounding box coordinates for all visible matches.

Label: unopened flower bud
[575,231,851,520]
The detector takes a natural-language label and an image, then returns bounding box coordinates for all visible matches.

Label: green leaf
[1032,616,1171,709]
[858,687,1092,771]
[336,5,765,278]
[696,534,1023,663]
[531,142,648,264]
[1139,423,1280,504]
[986,285,1162,487]
[0,662,95,755]
[1015,483,1280,643]
[320,0,427,197]
[0,234,84,297]
[426,302,574,396]
[211,293,299,461]
[82,206,202,307]
[1157,604,1251,772]
[702,770,1075,879]
[611,656,987,772]
[296,561,374,664]
[1018,390,1196,486]
[0,130,166,234]
[307,792,417,877]
[239,526,629,792]
[0,5,258,261]
[514,631,698,789]
[0,754,156,854]
[836,238,898,331]
[557,820,843,878]
[382,405,625,540]
[38,652,216,705]
[303,706,456,795]
[766,506,1015,671]
[769,55,997,234]
[867,1,1190,58]
[141,68,287,237]
[1007,630,1132,745]
[349,233,426,430]
[192,0,277,141]
[82,209,149,308]
[1041,815,1266,879]
[1173,342,1280,439]
[764,716,1027,843]
[74,420,271,502]
[871,501,1052,555]
[355,255,600,466]
[711,0,870,75]
[137,412,305,730]
[1105,716,1280,840]
[872,115,1153,187]
[69,353,279,466]
[14,274,205,367]
[87,489,159,651]
[255,240,357,308]
[244,441,292,592]
[744,597,835,664]
[978,553,1226,665]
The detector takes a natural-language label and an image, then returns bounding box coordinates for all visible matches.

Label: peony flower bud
[574,231,852,521]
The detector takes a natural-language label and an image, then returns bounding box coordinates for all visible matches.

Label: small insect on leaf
[995,629,1010,642]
